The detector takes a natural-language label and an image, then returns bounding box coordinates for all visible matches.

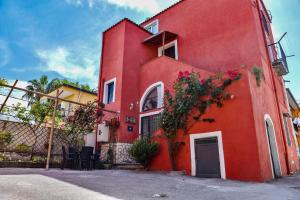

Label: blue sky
[0,0,299,101]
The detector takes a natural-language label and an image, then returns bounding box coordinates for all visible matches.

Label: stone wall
[100,143,135,164]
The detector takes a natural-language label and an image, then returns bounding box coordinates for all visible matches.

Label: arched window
[140,82,164,112]
[142,86,159,112]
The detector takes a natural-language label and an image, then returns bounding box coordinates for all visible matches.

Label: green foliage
[0,131,13,144]
[15,143,31,152]
[161,70,241,170]
[23,75,95,104]
[62,101,98,147]
[128,138,159,169]
[0,77,7,88]
[11,102,54,125]
[251,66,264,86]
[32,156,47,163]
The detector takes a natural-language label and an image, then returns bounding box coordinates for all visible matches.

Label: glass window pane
[142,87,158,111]
[107,82,114,104]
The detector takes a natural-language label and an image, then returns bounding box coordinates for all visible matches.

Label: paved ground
[0,168,300,200]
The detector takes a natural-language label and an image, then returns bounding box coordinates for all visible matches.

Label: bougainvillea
[160,69,241,170]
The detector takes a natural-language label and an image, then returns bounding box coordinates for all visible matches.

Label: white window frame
[190,131,226,179]
[139,109,163,137]
[158,40,178,60]
[139,81,164,112]
[144,19,159,34]
[103,78,116,104]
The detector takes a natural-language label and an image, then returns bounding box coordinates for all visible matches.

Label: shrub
[0,131,13,144]
[128,138,159,169]
[15,143,31,152]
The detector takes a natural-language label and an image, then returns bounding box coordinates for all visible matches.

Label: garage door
[195,137,221,178]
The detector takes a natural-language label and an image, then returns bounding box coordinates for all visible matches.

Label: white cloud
[0,40,11,68]
[65,0,180,14]
[36,47,98,87]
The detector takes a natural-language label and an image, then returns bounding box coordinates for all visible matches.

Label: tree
[9,101,58,158]
[0,77,8,90]
[23,75,60,103]
[62,101,98,147]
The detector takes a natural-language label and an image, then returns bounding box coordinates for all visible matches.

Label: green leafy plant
[251,66,264,86]
[128,138,159,169]
[161,69,241,170]
[63,101,98,148]
[15,143,31,153]
[32,156,47,163]
[0,131,13,144]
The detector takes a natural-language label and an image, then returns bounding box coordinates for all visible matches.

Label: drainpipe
[255,0,291,174]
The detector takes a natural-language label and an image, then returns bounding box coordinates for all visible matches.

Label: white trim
[139,81,164,112]
[158,40,178,60]
[144,19,159,34]
[103,78,116,104]
[139,109,163,136]
[190,131,226,179]
[264,114,282,178]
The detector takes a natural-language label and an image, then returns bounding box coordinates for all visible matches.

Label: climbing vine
[160,69,241,170]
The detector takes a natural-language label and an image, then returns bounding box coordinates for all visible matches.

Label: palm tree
[23,75,60,104]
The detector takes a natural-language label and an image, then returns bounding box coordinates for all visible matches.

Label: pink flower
[200,79,206,85]
[183,70,190,77]
[178,71,184,79]
[230,94,235,100]
[227,69,238,80]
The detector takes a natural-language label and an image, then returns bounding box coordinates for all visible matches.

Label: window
[261,11,270,35]
[141,114,161,138]
[283,114,291,146]
[141,84,163,112]
[103,78,116,104]
[144,20,159,34]
[142,87,158,111]
[158,40,178,60]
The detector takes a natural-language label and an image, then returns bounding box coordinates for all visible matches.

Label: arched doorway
[264,114,282,178]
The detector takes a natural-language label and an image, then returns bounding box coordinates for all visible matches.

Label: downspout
[95,33,106,149]
[255,0,291,174]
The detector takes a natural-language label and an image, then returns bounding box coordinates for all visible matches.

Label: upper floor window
[158,40,178,60]
[261,11,270,35]
[103,78,116,104]
[144,19,159,34]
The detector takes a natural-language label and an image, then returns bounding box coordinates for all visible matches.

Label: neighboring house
[97,0,299,182]
[286,88,300,152]
[42,84,97,118]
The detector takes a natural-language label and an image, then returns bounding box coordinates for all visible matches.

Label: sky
[0,0,299,101]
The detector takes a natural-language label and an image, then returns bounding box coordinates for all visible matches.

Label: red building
[97,0,299,182]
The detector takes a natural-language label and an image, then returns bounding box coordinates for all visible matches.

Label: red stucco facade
[98,0,299,182]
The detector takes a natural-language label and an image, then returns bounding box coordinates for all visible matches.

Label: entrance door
[265,121,281,178]
[195,137,221,178]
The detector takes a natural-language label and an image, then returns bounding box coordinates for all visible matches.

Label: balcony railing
[272,42,289,76]
[269,32,292,76]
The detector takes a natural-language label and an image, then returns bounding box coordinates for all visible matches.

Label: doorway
[265,116,282,178]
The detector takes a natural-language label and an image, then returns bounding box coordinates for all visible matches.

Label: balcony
[272,42,289,76]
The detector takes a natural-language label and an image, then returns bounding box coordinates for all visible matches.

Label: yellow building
[42,84,97,117]
[286,88,300,149]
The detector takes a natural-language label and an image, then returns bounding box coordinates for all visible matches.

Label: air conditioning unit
[97,122,109,142]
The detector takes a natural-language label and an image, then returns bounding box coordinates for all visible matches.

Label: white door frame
[264,114,282,178]
[190,131,226,179]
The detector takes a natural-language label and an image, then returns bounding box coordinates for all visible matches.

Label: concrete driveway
[0,168,299,200]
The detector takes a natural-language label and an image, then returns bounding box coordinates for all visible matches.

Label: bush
[128,138,159,169]
[15,143,31,152]
[0,131,13,144]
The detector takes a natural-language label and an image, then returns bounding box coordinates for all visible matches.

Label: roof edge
[103,18,152,34]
